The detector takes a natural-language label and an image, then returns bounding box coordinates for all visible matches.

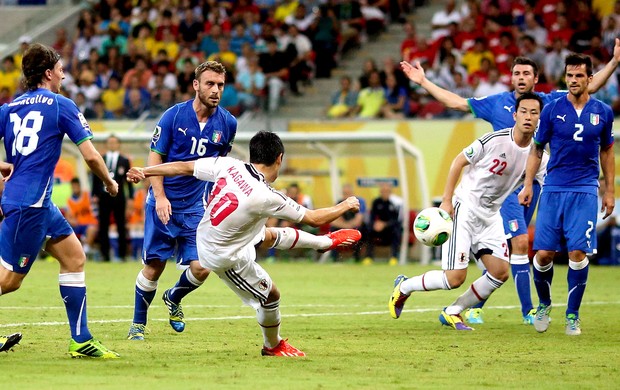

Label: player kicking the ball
[127,130,361,356]
[388,92,548,330]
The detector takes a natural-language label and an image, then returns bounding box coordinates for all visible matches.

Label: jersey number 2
[9,111,43,156]
[208,177,239,226]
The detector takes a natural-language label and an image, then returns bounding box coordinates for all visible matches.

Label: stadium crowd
[327,0,620,119]
[0,0,412,117]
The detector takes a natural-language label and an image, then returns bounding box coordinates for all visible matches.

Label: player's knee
[445,270,467,289]
[142,261,165,280]
[266,286,280,303]
[189,261,210,281]
[535,250,554,265]
[510,234,529,254]
[0,276,23,294]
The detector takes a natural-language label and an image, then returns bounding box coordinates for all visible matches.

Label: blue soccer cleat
[439,310,474,331]
[464,308,484,324]
[533,304,552,333]
[127,323,146,341]
[162,289,185,332]
[388,275,410,319]
[523,308,536,325]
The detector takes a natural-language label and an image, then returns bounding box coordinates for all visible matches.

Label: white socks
[400,270,451,295]
[270,227,330,250]
[59,272,86,287]
[257,300,281,348]
[446,273,504,315]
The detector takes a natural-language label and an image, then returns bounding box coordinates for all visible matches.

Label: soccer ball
[413,207,453,247]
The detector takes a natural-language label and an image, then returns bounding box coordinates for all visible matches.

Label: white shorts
[202,240,272,310]
[441,201,509,270]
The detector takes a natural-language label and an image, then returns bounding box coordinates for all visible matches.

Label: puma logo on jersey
[556,114,566,122]
[178,127,188,135]
[499,153,506,159]
[503,105,513,112]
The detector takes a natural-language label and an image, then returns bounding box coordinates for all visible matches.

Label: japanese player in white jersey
[127,131,361,356]
[389,92,548,330]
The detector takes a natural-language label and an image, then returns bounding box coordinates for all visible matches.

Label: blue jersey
[147,100,237,213]
[535,95,614,193]
[0,89,92,208]
[468,90,567,131]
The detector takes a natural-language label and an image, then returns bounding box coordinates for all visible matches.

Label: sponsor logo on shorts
[258,279,269,291]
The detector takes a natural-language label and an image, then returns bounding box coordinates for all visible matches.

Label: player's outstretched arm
[589,38,620,93]
[440,153,469,217]
[400,60,470,112]
[78,140,118,196]
[301,196,360,227]
[134,161,196,180]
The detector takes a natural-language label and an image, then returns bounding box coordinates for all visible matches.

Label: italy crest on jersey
[590,113,599,126]
[212,130,222,143]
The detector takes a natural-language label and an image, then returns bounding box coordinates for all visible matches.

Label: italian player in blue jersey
[128,61,237,340]
[400,39,620,324]
[0,43,120,358]
[519,53,615,336]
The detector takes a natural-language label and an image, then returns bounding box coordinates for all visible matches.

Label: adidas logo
[499,153,506,159]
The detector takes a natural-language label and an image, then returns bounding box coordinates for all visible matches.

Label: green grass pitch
[1,260,619,389]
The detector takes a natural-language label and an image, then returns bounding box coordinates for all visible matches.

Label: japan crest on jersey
[590,113,599,126]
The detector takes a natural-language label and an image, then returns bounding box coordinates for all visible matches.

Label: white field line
[1,301,618,328]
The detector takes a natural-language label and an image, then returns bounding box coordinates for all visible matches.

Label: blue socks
[59,272,92,343]
[533,256,553,306]
[511,254,533,316]
[567,259,589,318]
[133,271,157,325]
[167,268,204,303]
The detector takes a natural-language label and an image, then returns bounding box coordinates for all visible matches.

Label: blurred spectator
[235,42,256,75]
[467,56,492,87]
[152,28,180,60]
[154,9,179,41]
[281,24,313,95]
[274,0,299,24]
[207,37,237,69]
[400,22,418,63]
[0,56,20,97]
[124,87,150,119]
[432,36,462,70]
[236,56,266,111]
[327,75,358,118]
[602,17,620,55]
[544,38,570,87]
[287,182,313,209]
[199,24,223,57]
[101,75,126,118]
[148,60,178,92]
[359,58,379,89]
[284,3,316,33]
[310,5,338,78]
[602,0,620,30]
[0,87,11,105]
[75,92,97,119]
[461,37,495,74]
[74,26,102,63]
[570,19,596,53]
[150,88,177,117]
[520,11,547,47]
[230,23,255,57]
[95,58,120,89]
[100,23,128,57]
[52,27,69,52]
[380,56,408,89]
[382,73,408,119]
[179,8,203,49]
[430,0,462,41]
[175,47,200,72]
[473,67,509,97]
[259,36,288,112]
[91,99,116,120]
[73,70,102,107]
[122,56,153,89]
[220,72,241,116]
[363,182,402,265]
[13,35,31,69]
[334,0,365,54]
[437,53,468,89]
[66,177,98,258]
[330,184,367,262]
[586,36,612,64]
[353,70,385,119]
[519,35,546,69]
[133,24,156,58]
[546,13,573,48]
[177,58,196,95]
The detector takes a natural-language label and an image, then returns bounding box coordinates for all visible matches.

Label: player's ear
[192,78,199,92]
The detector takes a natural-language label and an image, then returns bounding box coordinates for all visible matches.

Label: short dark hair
[249,131,284,165]
[565,53,593,76]
[194,60,226,81]
[22,43,61,91]
[511,56,539,77]
[515,92,544,111]
[71,177,80,185]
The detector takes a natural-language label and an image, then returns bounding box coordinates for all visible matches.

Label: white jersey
[454,128,548,219]
[193,157,306,269]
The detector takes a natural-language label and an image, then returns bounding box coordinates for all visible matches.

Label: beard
[197,88,219,109]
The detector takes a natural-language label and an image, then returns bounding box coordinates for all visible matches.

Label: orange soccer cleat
[261,339,306,357]
[319,229,362,253]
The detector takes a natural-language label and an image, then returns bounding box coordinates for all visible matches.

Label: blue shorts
[533,191,598,254]
[143,203,203,265]
[501,181,541,239]
[0,204,73,274]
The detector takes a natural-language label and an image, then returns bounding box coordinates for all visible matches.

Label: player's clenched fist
[343,196,360,212]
